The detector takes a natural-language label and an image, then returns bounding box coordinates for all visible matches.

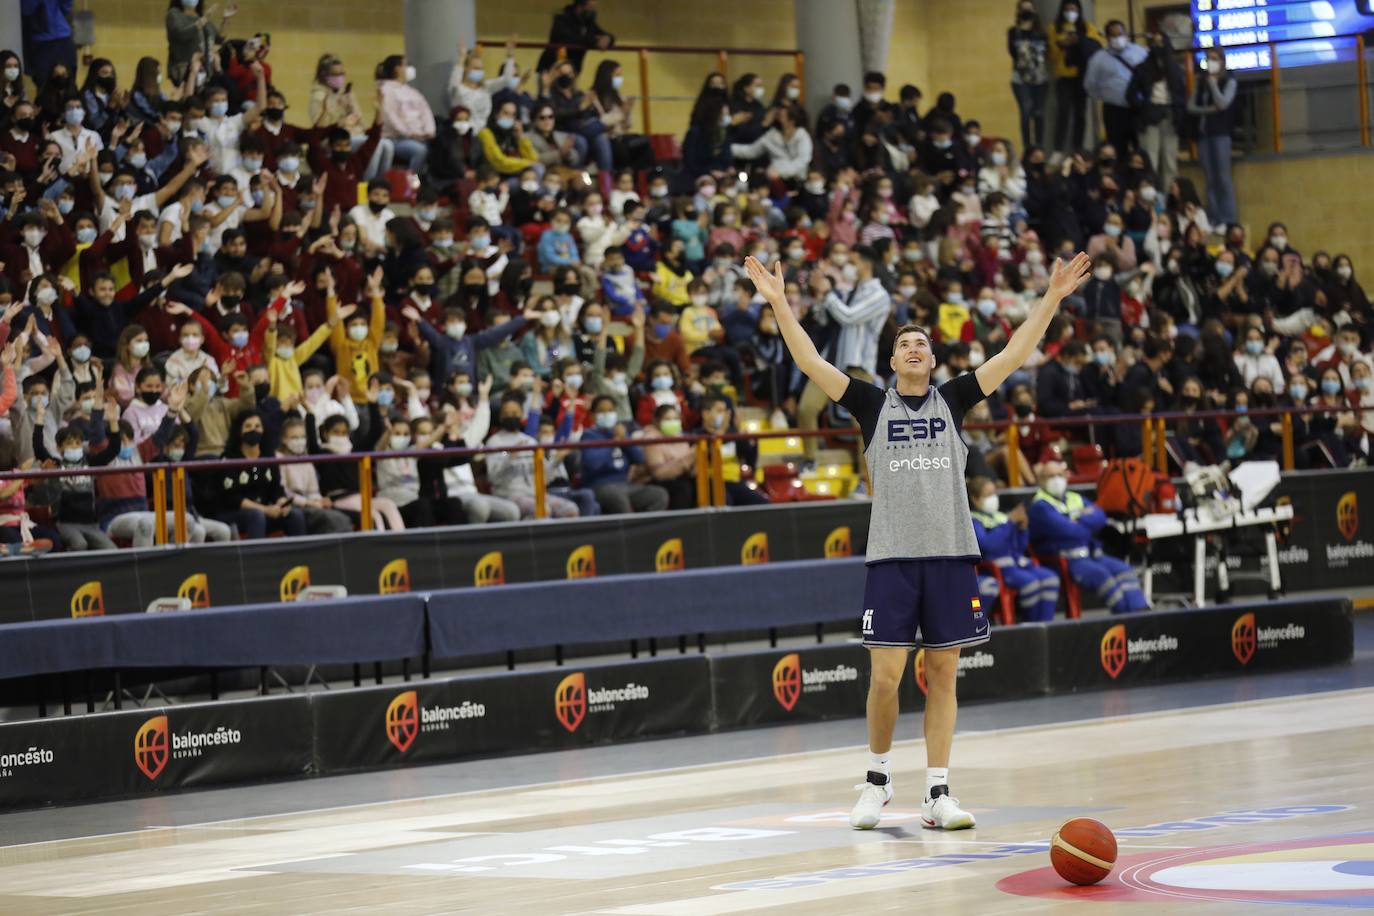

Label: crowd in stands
[0,0,1371,558]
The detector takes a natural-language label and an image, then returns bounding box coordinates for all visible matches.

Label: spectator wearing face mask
[1036,339,1096,418]
[578,395,670,515]
[1048,1,1102,152]
[969,476,1060,622]
[31,399,123,550]
[694,394,768,506]
[1028,453,1149,613]
[1321,256,1370,322]
[484,396,581,518]
[1079,256,1124,343]
[1085,21,1148,154]
[330,268,387,410]
[375,54,435,175]
[1009,3,1051,150]
[1234,326,1286,394]
[642,404,696,510]
[815,83,854,141]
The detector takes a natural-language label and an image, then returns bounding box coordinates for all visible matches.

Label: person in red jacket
[225,33,273,105]
[310,122,383,219]
[0,99,40,176]
[643,301,692,375]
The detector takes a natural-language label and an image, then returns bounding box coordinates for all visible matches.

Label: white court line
[2,684,1369,851]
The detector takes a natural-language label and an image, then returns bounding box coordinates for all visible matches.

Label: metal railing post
[1141,418,1153,465]
[359,455,373,531]
[1270,42,1282,153]
[695,439,711,507]
[533,447,547,519]
[638,47,652,135]
[793,51,805,103]
[1281,410,1296,470]
[1006,422,1021,488]
[172,466,187,545]
[710,438,726,507]
[1155,417,1168,472]
[152,467,167,546]
[717,50,729,81]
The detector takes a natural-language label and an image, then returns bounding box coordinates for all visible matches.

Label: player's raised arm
[745,256,851,402]
[975,252,1091,396]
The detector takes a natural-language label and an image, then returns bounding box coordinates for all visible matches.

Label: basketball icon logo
[280,565,311,602]
[475,551,505,587]
[741,532,770,565]
[133,715,169,780]
[385,691,419,753]
[555,672,587,733]
[71,581,106,618]
[1100,624,1128,679]
[567,545,597,579]
[915,648,929,696]
[772,654,801,711]
[178,573,209,608]
[655,538,685,572]
[824,526,852,558]
[1232,613,1257,666]
[1337,491,1359,542]
[379,559,411,594]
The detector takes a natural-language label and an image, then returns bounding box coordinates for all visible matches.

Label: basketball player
[744,251,1091,830]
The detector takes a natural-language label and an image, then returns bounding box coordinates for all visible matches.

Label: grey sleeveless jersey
[864,387,981,563]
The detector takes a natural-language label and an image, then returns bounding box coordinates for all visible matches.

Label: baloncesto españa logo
[132,713,242,781]
[770,653,859,711]
[1099,623,1179,679]
[554,671,650,733]
[1327,491,1374,566]
[1230,612,1306,666]
[383,690,487,753]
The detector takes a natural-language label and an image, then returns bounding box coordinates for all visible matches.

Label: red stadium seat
[1069,443,1104,484]
[649,134,682,165]
[1035,552,1082,619]
[976,561,1017,626]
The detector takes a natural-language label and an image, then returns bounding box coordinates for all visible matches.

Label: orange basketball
[1050,818,1118,886]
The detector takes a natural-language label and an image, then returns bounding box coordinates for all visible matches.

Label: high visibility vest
[1031,488,1085,516]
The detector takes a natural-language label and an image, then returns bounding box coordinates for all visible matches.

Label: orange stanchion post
[1185,61,1198,160]
[638,47,652,135]
[1006,422,1021,488]
[710,439,726,507]
[152,467,167,546]
[172,466,187,544]
[794,51,805,103]
[717,50,729,81]
[1141,418,1154,466]
[1155,417,1168,472]
[1358,34,1370,148]
[533,447,547,519]
[359,455,373,531]
[695,439,711,507]
[1282,410,1296,470]
[1270,43,1282,153]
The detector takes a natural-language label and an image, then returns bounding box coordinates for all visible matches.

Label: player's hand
[1047,252,1092,300]
[744,256,786,307]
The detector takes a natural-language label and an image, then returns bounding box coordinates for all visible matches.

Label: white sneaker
[850,771,893,830]
[921,788,975,830]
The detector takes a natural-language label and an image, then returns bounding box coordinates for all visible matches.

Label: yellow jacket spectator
[652,240,695,307]
[265,291,337,401]
[330,269,388,404]
[1048,9,1102,79]
[678,289,723,354]
[477,100,539,175]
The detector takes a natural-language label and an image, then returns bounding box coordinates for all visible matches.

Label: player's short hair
[893,323,932,347]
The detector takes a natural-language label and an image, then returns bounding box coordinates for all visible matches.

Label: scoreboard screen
[1192,0,1374,71]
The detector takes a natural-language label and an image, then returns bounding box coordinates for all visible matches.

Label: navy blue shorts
[861,559,989,650]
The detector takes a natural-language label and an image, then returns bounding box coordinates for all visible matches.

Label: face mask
[834,96,852,111]
[1216,261,1234,278]
[271,154,300,174]
[469,234,490,250]
[1245,340,1264,356]
[1270,235,1287,249]
[59,445,87,464]
[240,157,264,174]
[933,137,953,150]
[976,298,997,318]
[277,436,306,455]
[1357,378,1374,393]
[76,226,98,245]
[842,263,858,282]
[945,290,964,304]
[236,430,263,449]
[30,394,48,412]
[979,495,999,515]
[965,134,981,148]
[1289,384,1308,401]
[863,91,882,104]
[646,374,673,393]
[1166,261,1181,276]
[467,68,486,83]
[115,184,137,203]
[969,348,986,368]
[446,322,466,340]
[1064,9,1079,22]
[499,415,523,431]
[203,379,218,399]
[130,340,151,359]
[708,412,727,430]
[583,317,603,334]
[35,287,58,306]
[373,388,394,408]
[65,343,92,366]
[595,411,618,430]
[433,237,455,250]
[1046,475,1068,497]
[540,310,563,329]
[1094,350,1114,367]
[1338,266,1353,281]
[1103,223,1122,238]
[181,335,203,352]
[209,101,229,118]
[348,323,369,341]
[650,185,668,199]
[990,151,1007,166]
[323,435,352,454]
[1093,266,1113,281]
[1110,35,1129,51]
[53,196,75,216]
[391,434,411,450]
[896,285,918,300]
[495,116,515,130]
[119,446,136,461]
[332,149,352,163]
[564,374,583,390]
[139,390,161,405]
[214,193,238,209]
[454,381,473,398]
[658,418,683,436]
[698,184,716,199]
[276,344,295,359]
[64,108,84,126]
[1320,379,1342,397]
[404,65,417,83]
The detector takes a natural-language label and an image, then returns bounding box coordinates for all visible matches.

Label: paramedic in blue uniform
[968,475,1061,622]
[744,251,1092,832]
[1027,453,1150,614]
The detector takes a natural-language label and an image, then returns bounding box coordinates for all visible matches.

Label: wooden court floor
[1,688,1372,914]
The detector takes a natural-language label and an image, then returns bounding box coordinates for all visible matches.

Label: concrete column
[1,0,24,67]
[404,0,477,116]
[793,0,864,124]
